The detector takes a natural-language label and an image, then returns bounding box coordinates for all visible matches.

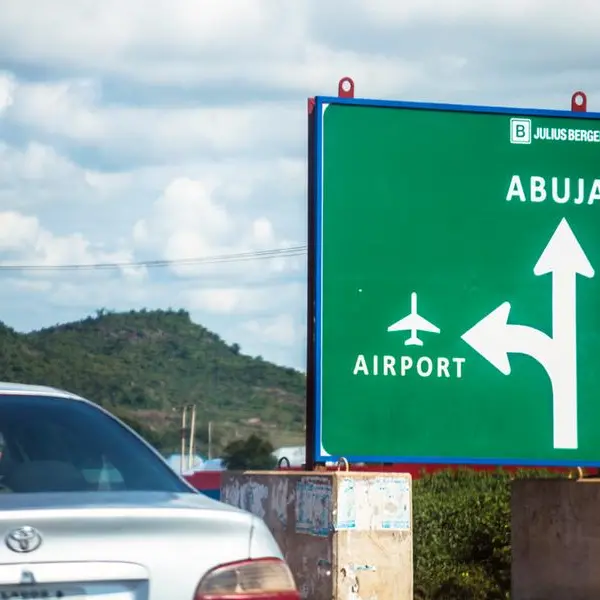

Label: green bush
[413,468,565,600]
[222,434,277,471]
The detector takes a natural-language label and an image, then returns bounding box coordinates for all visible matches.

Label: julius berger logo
[510,118,532,144]
[510,117,600,145]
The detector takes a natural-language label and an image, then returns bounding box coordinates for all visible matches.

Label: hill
[0,308,306,454]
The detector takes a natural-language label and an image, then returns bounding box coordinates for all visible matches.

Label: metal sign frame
[306,85,600,468]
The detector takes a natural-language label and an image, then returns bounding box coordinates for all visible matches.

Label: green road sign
[310,96,600,466]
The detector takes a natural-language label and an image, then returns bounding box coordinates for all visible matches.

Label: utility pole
[188,404,196,471]
[180,406,187,475]
[180,404,196,474]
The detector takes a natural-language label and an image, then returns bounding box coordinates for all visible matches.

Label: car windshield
[0,394,191,494]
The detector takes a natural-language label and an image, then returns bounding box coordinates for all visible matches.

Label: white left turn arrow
[461,302,554,377]
[461,218,594,450]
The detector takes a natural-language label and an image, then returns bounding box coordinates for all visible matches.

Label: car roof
[0,381,84,400]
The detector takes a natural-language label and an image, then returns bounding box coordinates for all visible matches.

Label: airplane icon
[387,292,440,347]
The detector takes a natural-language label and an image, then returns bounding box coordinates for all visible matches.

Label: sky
[0,0,599,370]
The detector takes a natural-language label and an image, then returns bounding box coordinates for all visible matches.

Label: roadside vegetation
[413,468,566,599]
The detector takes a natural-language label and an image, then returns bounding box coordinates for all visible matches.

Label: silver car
[0,382,299,600]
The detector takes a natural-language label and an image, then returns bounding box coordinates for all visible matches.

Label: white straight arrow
[461,218,594,450]
[533,218,594,449]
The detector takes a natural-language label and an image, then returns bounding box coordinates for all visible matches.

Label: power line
[0,245,308,272]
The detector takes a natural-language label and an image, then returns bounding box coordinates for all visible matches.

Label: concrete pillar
[221,470,413,600]
[512,478,600,600]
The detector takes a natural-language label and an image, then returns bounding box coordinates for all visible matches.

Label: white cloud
[6,80,303,164]
[0,210,145,280]
[348,0,555,24]
[1,1,599,100]
[133,178,230,250]
[0,142,78,185]
[133,176,303,280]
[242,314,301,347]
[0,212,39,251]
[0,2,399,94]
[184,282,304,316]
[0,0,599,371]
[1,1,597,185]
[8,278,52,293]
[185,288,245,315]
[0,1,302,73]
[0,141,132,218]
[0,72,16,114]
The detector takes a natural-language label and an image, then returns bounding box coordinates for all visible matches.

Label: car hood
[0,491,282,600]
[0,490,239,513]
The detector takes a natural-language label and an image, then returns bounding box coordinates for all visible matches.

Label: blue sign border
[311,94,600,467]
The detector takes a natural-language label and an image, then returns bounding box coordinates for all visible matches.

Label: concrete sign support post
[221,469,414,600]
[307,82,600,467]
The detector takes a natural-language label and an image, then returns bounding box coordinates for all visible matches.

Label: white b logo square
[510,118,531,144]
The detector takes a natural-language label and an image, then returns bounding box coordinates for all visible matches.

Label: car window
[0,394,191,494]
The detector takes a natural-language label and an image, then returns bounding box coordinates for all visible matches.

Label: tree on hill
[0,308,305,453]
[222,434,277,470]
